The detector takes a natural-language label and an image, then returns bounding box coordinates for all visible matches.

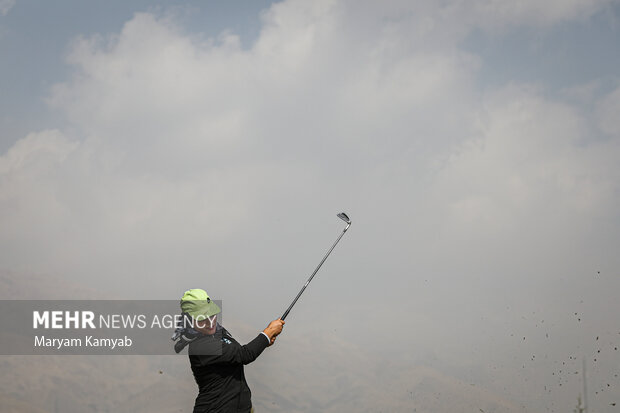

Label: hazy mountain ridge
[247,334,526,413]
[1,270,532,412]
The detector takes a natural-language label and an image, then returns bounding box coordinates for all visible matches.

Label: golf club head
[337,212,351,224]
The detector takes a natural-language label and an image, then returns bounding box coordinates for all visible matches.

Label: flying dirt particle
[615,347,618,351]
[523,337,526,340]
[578,318,581,322]
[597,336,599,341]
[159,370,163,374]
[598,271,600,274]
[598,349,601,353]
[611,402,616,406]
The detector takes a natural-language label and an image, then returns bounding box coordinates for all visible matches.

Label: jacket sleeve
[194,333,270,366]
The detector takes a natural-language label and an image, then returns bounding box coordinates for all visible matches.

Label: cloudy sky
[1,0,620,411]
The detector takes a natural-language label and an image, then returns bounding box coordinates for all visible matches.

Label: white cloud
[0,129,76,175]
[0,130,78,268]
[465,0,615,28]
[433,85,619,227]
[2,0,618,286]
[596,81,620,137]
[0,0,15,16]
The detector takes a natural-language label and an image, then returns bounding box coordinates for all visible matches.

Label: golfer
[180,289,284,413]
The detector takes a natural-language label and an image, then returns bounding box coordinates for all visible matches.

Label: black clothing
[188,327,269,413]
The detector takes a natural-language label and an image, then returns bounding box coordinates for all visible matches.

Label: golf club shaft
[281,221,350,321]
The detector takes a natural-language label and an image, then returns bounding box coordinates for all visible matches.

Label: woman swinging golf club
[179,288,284,413]
[176,213,351,412]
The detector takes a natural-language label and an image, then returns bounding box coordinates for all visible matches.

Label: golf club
[281,212,351,321]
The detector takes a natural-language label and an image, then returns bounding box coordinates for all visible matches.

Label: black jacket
[188,327,269,413]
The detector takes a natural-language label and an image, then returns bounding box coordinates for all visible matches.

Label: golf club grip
[281,224,349,320]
